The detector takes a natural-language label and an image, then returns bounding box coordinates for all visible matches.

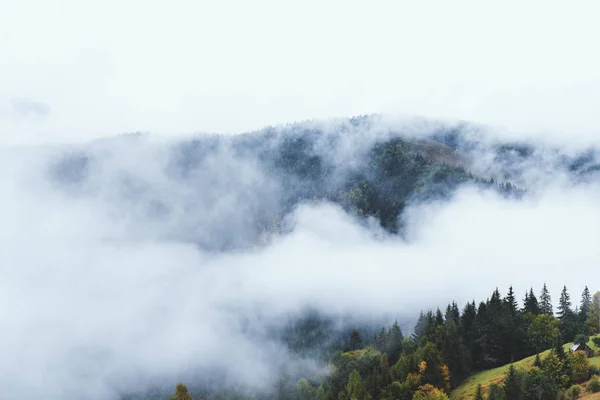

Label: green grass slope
[451,340,600,400]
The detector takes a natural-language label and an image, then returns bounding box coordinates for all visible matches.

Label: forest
[167,285,600,400]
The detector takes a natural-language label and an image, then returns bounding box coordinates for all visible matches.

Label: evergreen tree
[503,364,522,400]
[445,301,460,324]
[580,286,591,316]
[170,383,193,400]
[523,288,540,315]
[347,369,367,400]
[435,308,444,326]
[558,286,573,318]
[580,286,592,333]
[540,283,553,315]
[374,327,387,352]
[588,291,600,335]
[558,286,577,341]
[486,383,504,400]
[386,321,403,363]
[413,311,433,344]
[347,330,363,351]
[505,286,518,315]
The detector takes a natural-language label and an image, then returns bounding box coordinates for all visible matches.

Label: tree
[558,286,578,341]
[523,288,540,315]
[527,314,560,353]
[505,286,518,315]
[588,292,600,335]
[413,312,431,343]
[580,286,591,317]
[412,384,449,400]
[347,369,368,400]
[299,379,316,400]
[386,321,403,363]
[573,333,589,347]
[347,330,363,351]
[503,364,523,400]
[592,335,600,350]
[486,383,505,400]
[316,385,328,400]
[170,383,193,400]
[568,351,590,383]
[540,283,553,315]
[558,286,573,319]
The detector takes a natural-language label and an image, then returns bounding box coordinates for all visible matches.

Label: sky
[2,0,600,145]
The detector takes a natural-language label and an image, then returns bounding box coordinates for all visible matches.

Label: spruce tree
[580,286,592,332]
[540,283,553,315]
[505,286,518,315]
[347,330,363,351]
[486,383,504,400]
[386,321,403,363]
[558,286,577,341]
[581,286,591,316]
[523,288,540,315]
[503,364,522,400]
[435,308,444,326]
[558,286,572,319]
[413,311,430,343]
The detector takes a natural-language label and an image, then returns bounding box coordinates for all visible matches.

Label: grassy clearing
[451,339,600,400]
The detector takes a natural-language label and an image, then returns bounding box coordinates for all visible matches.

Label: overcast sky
[1,0,600,145]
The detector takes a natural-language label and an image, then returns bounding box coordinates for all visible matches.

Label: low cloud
[1,124,599,399]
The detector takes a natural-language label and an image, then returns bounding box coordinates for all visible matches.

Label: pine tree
[523,288,540,315]
[505,286,518,315]
[170,383,193,400]
[580,286,592,332]
[387,321,403,363]
[347,330,363,351]
[589,291,600,335]
[533,353,542,368]
[486,383,504,400]
[435,308,444,326]
[503,364,522,400]
[374,327,387,351]
[540,283,553,315]
[558,286,573,319]
[581,286,591,316]
[558,286,577,341]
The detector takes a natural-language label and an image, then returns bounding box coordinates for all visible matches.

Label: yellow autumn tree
[412,384,450,400]
[170,383,192,400]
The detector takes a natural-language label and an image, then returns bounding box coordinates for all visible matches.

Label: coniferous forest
[165,286,600,400]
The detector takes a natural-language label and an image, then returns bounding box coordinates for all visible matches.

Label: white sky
[1,0,600,145]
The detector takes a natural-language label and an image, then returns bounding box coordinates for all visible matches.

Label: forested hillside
[166,286,600,400]
[49,117,530,251]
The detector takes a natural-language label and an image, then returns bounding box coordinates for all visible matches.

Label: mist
[1,119,599,399]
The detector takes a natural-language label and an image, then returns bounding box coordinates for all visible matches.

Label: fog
[1,121,599,399]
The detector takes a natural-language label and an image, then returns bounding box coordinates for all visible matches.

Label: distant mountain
[46,116,598,251]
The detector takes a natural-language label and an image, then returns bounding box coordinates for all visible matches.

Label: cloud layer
[1,122,600,399]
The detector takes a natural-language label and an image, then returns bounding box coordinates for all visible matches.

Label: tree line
[166,285,600,400]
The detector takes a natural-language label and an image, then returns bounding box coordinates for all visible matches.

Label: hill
[451,339,600,399]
